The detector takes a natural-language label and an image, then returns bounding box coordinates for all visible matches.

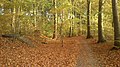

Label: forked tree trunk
[97,0,106,43]
[112,0,120,48]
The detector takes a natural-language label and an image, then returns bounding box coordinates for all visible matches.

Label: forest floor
[0,36,120,67]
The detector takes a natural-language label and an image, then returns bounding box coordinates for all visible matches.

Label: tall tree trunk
[60,11,64,37]
[112,0,120,48]
[78,14,81,36]
[60,11,64,46]
[97,0,106,43]
[69,0,74,37]
[33,4,37,30]
[16,6,21,34]
[12,5,16,33]
[71,0,74,36]
[86,0,92,38]
[53,0,57,39]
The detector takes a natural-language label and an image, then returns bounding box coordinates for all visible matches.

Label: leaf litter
[0,36,120,67]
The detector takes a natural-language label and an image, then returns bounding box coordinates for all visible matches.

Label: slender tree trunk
[69,23,73,37]
[72,1,74,36]
[15,6,21,34]
[68,0,74,37]
[60,11,64,46]
[112,0,120,48]
[60,22,63,38]
[33,4,37,30]
[60,11,64,37]
[97,0,106,43]
[86,0,92,39]
[53,0,57,39]
[78,14,81,36]
[12,5,16,33]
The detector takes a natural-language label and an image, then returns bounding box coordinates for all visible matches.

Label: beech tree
[97,0,106,43]
[112,0,120,48]
[86,0,92,38]
[52,0,58,39]
[0,0,120,50]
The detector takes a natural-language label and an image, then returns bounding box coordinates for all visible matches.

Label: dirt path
[76,37,100,67]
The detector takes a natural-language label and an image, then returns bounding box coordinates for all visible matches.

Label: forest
[0,0,120,67]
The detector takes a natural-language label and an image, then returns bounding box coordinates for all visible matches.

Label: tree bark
[33,3,37,30]
[68,0,75,37]
[112,0,120,48]
[78,14,81,36]
[69,24,73,37]
[86,0,92,39]
[53,0,57,39]
[12,5,16,33]
[97,0,106,43]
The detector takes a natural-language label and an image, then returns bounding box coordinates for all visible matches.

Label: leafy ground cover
[0,36,120,67]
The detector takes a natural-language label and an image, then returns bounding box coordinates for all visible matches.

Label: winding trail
[76,37,99,67]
